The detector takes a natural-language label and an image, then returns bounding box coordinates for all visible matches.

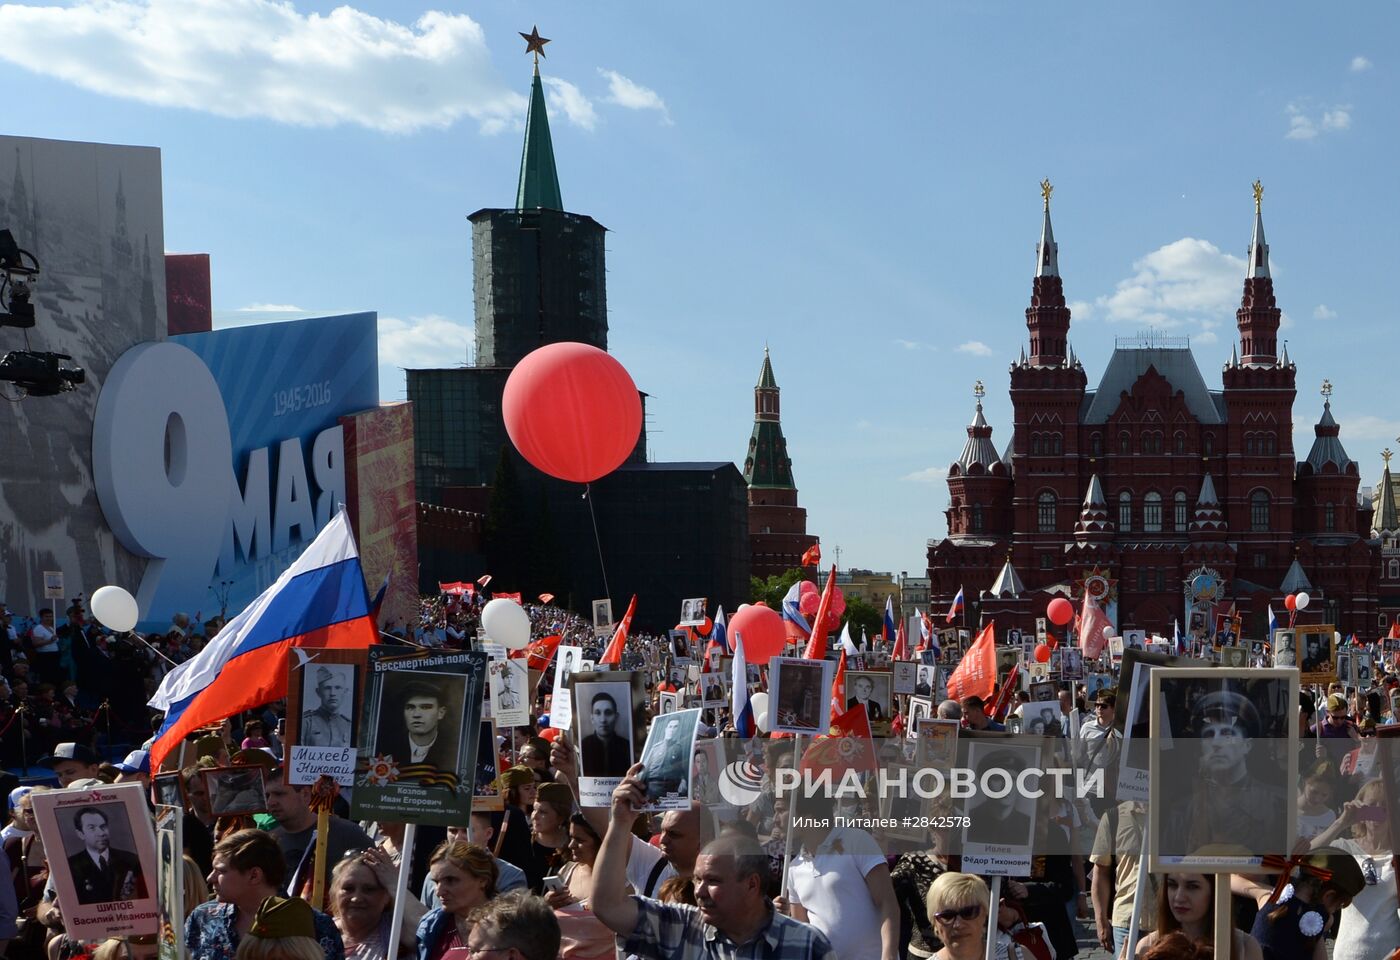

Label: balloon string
[584,484,613,606]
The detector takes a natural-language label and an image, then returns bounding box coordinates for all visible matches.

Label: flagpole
[779,733,808,901]
[388,823,416,952]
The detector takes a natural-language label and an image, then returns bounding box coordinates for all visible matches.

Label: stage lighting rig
[0,227,85,397]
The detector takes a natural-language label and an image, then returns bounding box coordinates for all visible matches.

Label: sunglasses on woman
[933,904,982,923]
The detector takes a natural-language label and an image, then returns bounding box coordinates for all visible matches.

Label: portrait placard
[551,646,585,731]
[284,647,367,785]
[592,599,614,636]
[1271,629,1297,668]
[1114,648,1206,802]
[914,664,937,698]
[352,645,488,826]
[638,707,701,811]
[907,696,933,727]
[151,772,186,811]
[960,738,1041,876]
[678,598,708,627]
[691,738,725,806]
[1219,646,1247,669]
[843,670,893,736]
[488,657,530,730]
[698,672,728,708]
[1297,625,1336,685]
[471,719,503,812]
[879,764,928,842]
[768,657,836,736]
[914,717,959,768]
[573,671,646,807]
[32,782,158,941]
[203,766,268,816]
[155,805,183,960]
[892,660,918,696]
[658,690,680,716]
[1148,667,1297,872]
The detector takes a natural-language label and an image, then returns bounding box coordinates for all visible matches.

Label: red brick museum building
[927,184,1384,640]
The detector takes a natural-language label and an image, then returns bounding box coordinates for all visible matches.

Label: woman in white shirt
[1309,777,1400,960]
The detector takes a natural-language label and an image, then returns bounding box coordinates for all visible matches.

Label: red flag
[945,621,997,703]
[1079,592,1112,659]
[800,703,876,778]
[538,593,555,605]
[1389,619,1400,641]
[496,592,523,604]
[510,634,561,672]
[989,662,1020,723]
[802,566,838,661]
[600,595,638,666]
[892,617,908,662]
[477,574,493,588]
[830,649,847,718]
[801,544,822,567]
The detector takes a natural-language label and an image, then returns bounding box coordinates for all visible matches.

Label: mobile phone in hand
[542,875,566,895]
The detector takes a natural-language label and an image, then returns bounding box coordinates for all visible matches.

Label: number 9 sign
[93,342,233,624]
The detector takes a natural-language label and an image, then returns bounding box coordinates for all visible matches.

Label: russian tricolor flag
[882,595,895,648]
[1268,604,1279,638]
[945,586,964,624]
[732,630,755,738]
[711,606,729,655]
[147,510,377,771]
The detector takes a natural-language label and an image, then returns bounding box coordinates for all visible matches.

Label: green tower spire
[744,348,796,489]
[516,26,563,211]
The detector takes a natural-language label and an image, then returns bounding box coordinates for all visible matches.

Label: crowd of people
[0,592,1394,959]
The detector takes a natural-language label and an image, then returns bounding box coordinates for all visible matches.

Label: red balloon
[729,604,787,663]
[1034,643,1051,663]
[540,727,564,742]
[1047,597,1074,626]
[502,343,643,483]
[1284,593,1297,611]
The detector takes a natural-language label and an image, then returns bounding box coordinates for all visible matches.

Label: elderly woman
[1309,778,1400,960]
[926,872,989,960]
[542,815,614,960]
[415,841,499,960]
[330,846,425,959]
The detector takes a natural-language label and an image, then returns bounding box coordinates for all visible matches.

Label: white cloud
[956,340,993,356]
[901,466,949,484]
[236,302,304,313]
[1314,304,1338,321]
[1085,238,1246,339]
[543,76,598,130]
[893,338,935,351]
[378,314,471,369]
[1286,101,1353,140]
[1336,414,1400,442]
[0,0,525,134]
[1351,55,1373,72]
[599,68,671,122]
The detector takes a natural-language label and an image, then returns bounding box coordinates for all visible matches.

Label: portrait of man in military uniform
[300,664,355,748]
[639,710,697,806]
[1153,673,1294,866]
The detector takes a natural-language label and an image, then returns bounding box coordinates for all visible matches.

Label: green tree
[841,596,883,647]
[750,568,806,608]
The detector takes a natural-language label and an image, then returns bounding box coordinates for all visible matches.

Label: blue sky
[0,1,1395,577]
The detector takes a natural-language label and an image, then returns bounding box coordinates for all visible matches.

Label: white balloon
[750,692,770,733]
[1295,591,1310,611]
[481,598,531,650]
[89,585,139,633]
[1102,625,1115,640]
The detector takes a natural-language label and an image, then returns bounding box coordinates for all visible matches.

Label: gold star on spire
[520,26,550,70]
[1252,179,1264,214]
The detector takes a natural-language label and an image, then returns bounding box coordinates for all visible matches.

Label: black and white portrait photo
[1029,680,1057,704]
[300,662,355,748]
[576,683,634,778]
[472,720,503,812]
[1219,646,1247,669]
[915,664,936,698]
[699,673,727,708]
[1356,652,1372,686]
[658,690,679,716]
[151,773,185,810]
[1150,669,1297,871]
[770,657,835,735]
[489,657,529,729]
[551,646,584,730]
[908,697,933,727]
[892,661,917,696]
[377,672,466,783]
[1272,629,1297,668]
[678,597,707,627]
[62,802,148,904]
[204,766,268,817]
[962,742,1040,851]
[844,671,892,734]
[639,707,700,810]
[1061,648,1084,680]
[1298,627,1334,682]
[1336,650,1353,683]
[995,646,1020,678]
[691,740,724,805]
[592,599,614,633]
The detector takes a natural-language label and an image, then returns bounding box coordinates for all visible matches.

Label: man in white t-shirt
[28,608,59,682]
[784,808,898,960]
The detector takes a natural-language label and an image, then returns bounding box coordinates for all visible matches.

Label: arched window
[1090,434,1103,458]
[1390,560,1399,580]
[1324,502,1336,532]
[1174,491,1188,531]
[1143,492,1162,532]
[1245,434,1256,456]
[1203,433,1214,457]
[1037,492,1056,532]
[1118,491,1132,532]
[1119,432,1131,455]
[1263,433,1276,455]
[972,504,985,533]
[1174,432,1186,455]
[1250,490,1270,531]
[1031,434,1043,456]
[1051,434,1063,456]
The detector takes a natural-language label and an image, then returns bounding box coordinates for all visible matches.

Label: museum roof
[1081,345,1226,425]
